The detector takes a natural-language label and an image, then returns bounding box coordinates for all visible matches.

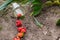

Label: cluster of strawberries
[13,20,26,40]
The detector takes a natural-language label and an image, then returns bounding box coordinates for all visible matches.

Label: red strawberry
[17,27,26,33]
[17,14,22,18]
[21,28,26,33]
[16,20,22,27]
[13,37,20,40]
[17,27,22,32]
[17,32,24,38]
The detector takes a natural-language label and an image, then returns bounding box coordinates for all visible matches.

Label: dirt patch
[23,6,60,40]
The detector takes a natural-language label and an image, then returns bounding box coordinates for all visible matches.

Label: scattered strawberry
[21,28,26,33]
[16,20,22,27]
[17,32,24,38]
[13,37,20,40]
[17,27,22,32]
[17,14,22,18]
[17,27,26,33]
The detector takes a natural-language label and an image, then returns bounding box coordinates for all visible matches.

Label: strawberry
[17,32,24,38]
[17,27,22,32]
[21,28,26,33]
[17,14,22,18]
[13,37,20,40]
[17,27,26,33]
[16,20,22,27]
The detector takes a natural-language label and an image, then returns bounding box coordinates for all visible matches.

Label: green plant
[31,0,43,16]
[13,0,29,4]
[0,0,12,10]
[0,26,2,31]
[56,19,60,26]
[45,0,60,7]
[44,1,53,7]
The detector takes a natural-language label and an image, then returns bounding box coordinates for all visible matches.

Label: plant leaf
[44,1,53,7]
[31,0,43,16]
[56,19,60,26]
[0,0,12,10]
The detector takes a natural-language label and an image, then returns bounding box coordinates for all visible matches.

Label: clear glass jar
[12,2,25,19]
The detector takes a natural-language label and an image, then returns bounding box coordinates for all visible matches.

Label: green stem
[33,16,43,28]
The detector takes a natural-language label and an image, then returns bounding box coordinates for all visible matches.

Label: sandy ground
[0,0,60,40]
[23,6,60,40]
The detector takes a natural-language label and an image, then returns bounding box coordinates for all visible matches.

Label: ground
[0,0,60,40]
